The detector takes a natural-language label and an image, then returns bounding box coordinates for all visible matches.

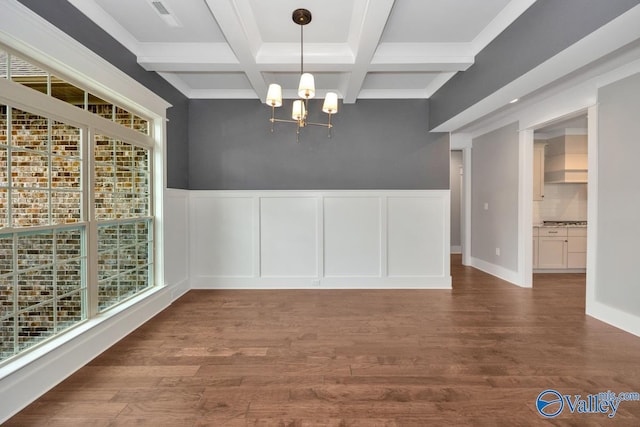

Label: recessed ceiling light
[509,98,519,104]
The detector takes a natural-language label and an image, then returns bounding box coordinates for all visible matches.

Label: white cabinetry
[533,142,546,201]
[537,227,568,269]
[533,226,587,270]
[567,228,587,268]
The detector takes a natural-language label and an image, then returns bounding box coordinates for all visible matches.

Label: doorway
[530,110,590,282]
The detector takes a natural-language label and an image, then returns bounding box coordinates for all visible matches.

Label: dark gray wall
[188,99,449,190]
[429,0,640,129]
[18,0,190,189]
[596,72,640,317]
[471,122,519,271]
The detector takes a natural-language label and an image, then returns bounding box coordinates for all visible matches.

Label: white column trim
[517,128,534,287]
[585,105,599,315]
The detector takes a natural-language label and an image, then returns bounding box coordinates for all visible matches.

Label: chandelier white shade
[292,100,306,121]
[322,92,338,114]
[265,8,338,142]
[298,73,315,99]
[266,83,283,107]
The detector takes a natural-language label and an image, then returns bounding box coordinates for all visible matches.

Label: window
[0,51,149,135]
[0,45,156,364]
[0,227,86,360]
[0,105,87,360]
[95,136,153,312]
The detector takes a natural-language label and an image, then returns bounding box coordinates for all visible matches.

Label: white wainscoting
[190,190,451,289]
[164,189,191,301]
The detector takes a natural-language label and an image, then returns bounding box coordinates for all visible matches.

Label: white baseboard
[469,256,528,287]
[191,275,452,290]
[450,245,462,254]
[0,286,172,423]
[169,277,190,301]
[587,300,640,338]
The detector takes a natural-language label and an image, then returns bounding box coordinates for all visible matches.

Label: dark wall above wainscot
[188,99,449,190]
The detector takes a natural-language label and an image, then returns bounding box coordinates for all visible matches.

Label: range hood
[544,134,588,183]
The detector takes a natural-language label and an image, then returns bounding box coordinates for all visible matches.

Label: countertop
[534,224,587,228]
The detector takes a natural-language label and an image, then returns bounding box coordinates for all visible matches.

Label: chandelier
[265,8,338,142]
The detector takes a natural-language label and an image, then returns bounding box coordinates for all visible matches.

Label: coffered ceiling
[66,0,537,103]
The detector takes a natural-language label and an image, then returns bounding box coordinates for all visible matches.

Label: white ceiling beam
[203,0,268,101]
[188,89,259,99]
[357,71,457,100]
[371,42,474,71]
[256,43,354,66]
[257,42,352,73]
[259,64,352,73]
[137,42,240,72]
[140,63,243,73]
[374,43,475,59]
[342,0,396,103]
[357,89,431,99]
[367,63,472,72]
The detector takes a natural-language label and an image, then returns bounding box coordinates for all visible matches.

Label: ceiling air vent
[151,2,170,15]
[147,0,181,27]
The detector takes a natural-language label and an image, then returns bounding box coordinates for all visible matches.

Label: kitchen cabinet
[533,142,546,201]
[567,227,587,268]
[537,227,568,269]
[538,237,568,269]
[533,226,587,270]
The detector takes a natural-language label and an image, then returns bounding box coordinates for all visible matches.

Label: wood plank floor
[6,255,640,426]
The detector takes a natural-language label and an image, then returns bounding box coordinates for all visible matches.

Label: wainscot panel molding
[164,189,191,301]
[189,190,451,289]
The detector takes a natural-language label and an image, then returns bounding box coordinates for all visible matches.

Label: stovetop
[542,220,588,227]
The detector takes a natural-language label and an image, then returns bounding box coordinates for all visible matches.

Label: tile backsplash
[533,183,588,224]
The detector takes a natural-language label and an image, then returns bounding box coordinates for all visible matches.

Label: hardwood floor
[6,255,640,426]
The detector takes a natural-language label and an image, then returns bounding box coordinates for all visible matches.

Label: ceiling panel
[93,0,227,42]
[68,0,537,101]
[381,0,512,43]
[248,0,353,43]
